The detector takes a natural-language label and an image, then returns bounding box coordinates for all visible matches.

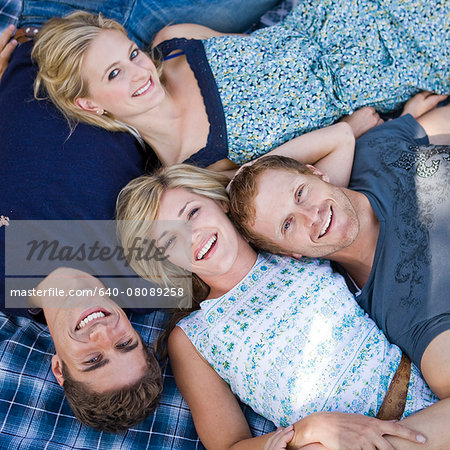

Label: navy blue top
[155,38,229,167]
[0,42,153,321]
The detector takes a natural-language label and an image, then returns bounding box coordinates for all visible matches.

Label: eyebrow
[178,201,191,218]
[156,201,192,244]
[102,43,135,79]
[80,340,139,373]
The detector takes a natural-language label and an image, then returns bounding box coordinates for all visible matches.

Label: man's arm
[229,122,355,187]
[0,25,18,82]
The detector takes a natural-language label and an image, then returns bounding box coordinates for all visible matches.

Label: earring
[96,109,104,115]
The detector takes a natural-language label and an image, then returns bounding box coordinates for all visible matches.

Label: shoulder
[168,325,212,372]
[152,24,227,47]
[168,325,190,348]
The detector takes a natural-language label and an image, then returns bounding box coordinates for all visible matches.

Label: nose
[89,325,113,347]
[297,205,318,227]
[131,63,148,82]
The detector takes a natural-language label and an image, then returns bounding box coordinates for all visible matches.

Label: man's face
[43,276,147,393]
[250,168,360,258]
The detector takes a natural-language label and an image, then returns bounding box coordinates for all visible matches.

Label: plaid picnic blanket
[0,310,276,449]
[0,0,20,32]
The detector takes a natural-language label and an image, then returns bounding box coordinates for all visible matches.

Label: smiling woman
[116,164,450,449]
[32,0,449,175]
[74,29,166,125]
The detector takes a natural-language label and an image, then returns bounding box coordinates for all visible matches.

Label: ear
[51,354,65,387]
[75,97,100,113]
[279,250,303,260]
[220,201,230,213]
[305,164,330,183]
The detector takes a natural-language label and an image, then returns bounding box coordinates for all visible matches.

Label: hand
[401,91,448,119]
[290,412,427,450]
[339,106,384,139]
[226,159,256,192]
[0,24,18,82]
[264,426,295,450]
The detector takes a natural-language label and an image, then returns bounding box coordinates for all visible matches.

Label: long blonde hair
[32,11,160,135]
[116,164,230,305]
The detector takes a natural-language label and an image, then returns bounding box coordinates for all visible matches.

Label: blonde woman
[32,0,448,177]
[116,164,450,450]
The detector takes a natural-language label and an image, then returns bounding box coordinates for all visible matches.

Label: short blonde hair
[116,165,230,304]
[32,11,159,134]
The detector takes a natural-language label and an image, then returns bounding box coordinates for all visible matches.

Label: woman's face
[153,188,244,280]
[76,29,165,121]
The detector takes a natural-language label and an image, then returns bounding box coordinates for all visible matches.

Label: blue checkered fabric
[0,311,275,449]
[0,0,20,32]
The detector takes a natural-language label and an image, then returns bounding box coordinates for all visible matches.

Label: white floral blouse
[178,254,437,426]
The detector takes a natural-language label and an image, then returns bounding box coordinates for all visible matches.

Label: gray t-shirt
[349,114,450,368]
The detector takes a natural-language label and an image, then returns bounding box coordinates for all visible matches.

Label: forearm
[262,123,355,187]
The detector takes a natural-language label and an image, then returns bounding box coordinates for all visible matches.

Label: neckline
[154,38,228,167]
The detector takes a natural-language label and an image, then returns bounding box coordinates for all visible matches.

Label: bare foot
[339,106,384,139]
[401,91,448,119]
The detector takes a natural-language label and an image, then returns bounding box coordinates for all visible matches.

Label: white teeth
[196,235,217,260]
[76,311,105,330]
[319,210,332,238]
[132,78,152,96]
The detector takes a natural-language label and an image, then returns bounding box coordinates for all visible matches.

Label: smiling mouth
[196,234,217,260]
[132,77,152,97]
[75,310,109,331]
[318,209,332,238]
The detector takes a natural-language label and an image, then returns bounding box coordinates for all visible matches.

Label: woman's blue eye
[165,236,175,249]
[188,208,199,220]
[130,48,139,60]
[108,69,119,80]
[283,220,291,232]
[297,188,303,199]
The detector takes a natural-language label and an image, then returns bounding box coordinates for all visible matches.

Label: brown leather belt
[376,353,411,421]
[14,27,40,44]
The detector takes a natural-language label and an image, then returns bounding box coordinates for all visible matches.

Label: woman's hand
[0,24,18,82]
[264,426,295,450]
[290,412,426,450]
[401,91,447,119]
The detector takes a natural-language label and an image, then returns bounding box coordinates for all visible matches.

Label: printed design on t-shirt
[390,145,450,178]
[389,145,449,307]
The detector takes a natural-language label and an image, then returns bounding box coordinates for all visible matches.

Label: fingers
[369,436,395,450]
[0,38,18,60]
[402,91,448,118]
[0,24,17,51]
[264,425,295,450]
[344,106,383,138]
[382,421,427,444]
[0,24,18,80]
[422,92,448,109]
